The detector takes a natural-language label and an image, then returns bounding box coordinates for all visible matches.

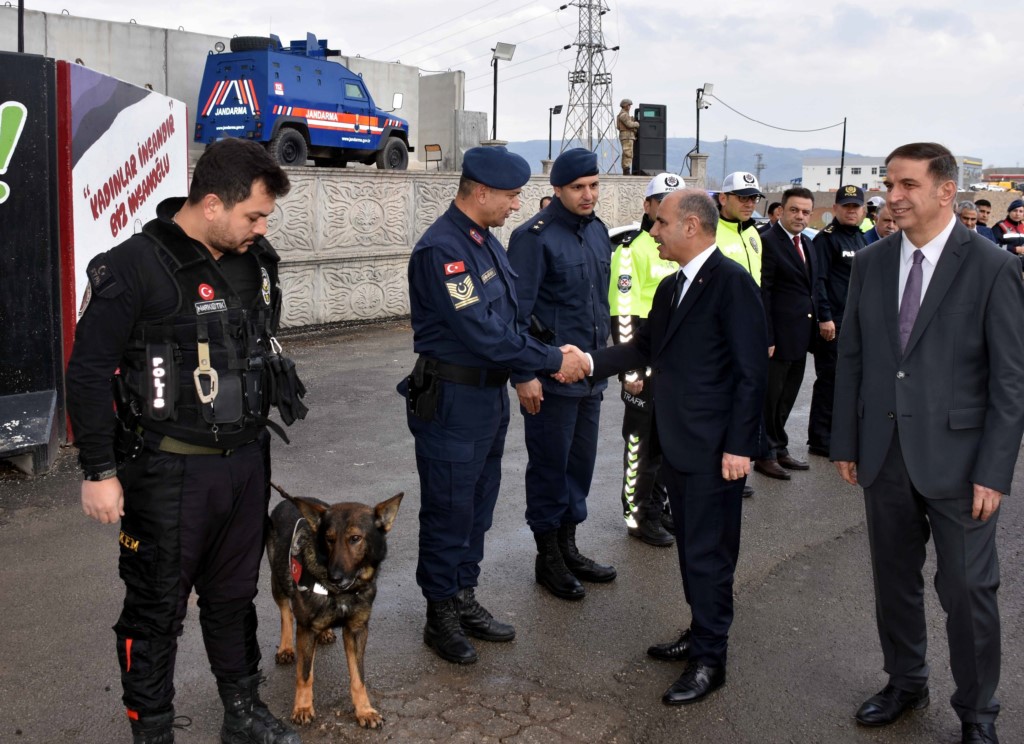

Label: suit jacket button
[896,371,906,379]
[887,412,895,419]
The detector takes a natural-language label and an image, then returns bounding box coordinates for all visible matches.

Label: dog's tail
[270,482,294,500]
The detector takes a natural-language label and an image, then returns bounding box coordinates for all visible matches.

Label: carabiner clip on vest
[193,340,220,405]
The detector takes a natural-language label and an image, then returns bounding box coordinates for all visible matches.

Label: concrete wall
[0,7,226,161]
[0,8,463,165]
[265,170,693,328]
[418,71,465,170]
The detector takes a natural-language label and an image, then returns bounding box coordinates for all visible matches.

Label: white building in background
[801,155,983,193]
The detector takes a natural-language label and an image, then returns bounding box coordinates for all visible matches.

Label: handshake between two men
[512,345,590,416]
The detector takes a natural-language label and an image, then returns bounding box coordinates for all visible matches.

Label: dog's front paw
[291,704,316,726]
[317,629,337,645]
[356,707,384,729]
[275,648,295,665]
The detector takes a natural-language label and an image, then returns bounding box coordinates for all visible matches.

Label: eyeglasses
[729,194,760,204]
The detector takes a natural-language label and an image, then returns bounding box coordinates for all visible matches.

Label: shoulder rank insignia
[822,224,835,234]
[469,228,485,245]
[447,276,480,310]
[529,218,551,234]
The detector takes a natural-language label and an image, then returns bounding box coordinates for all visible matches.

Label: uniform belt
[433,361,509,387]
[140,429,239,456]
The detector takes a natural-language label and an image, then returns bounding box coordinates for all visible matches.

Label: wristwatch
[84,468,119,482]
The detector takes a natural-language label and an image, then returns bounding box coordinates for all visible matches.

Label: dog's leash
[288,517,328,595]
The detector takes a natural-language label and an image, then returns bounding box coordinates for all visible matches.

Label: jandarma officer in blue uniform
[401,146,587,665]
[507,148,617,601]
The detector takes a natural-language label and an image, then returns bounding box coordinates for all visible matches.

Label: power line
[706,94,843,133]
[366,0,502,57]
[466,57,569,93]
[434,24,567,71]
[465,44,570,82]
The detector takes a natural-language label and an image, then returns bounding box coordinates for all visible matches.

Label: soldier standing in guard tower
[617,99,640,175]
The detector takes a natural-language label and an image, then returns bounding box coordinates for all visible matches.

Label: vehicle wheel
[375,138,409,170]
[230,36,279,52]
[269,129,308,166]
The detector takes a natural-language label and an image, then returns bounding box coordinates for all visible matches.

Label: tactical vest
[122,220,282,449]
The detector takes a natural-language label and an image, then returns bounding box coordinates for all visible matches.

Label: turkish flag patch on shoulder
[444,261,466,276]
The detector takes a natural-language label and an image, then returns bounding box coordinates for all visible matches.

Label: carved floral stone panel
[319,178,411,252]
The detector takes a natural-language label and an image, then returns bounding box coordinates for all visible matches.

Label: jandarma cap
[550,148,600,187]
[835,184,865,206]
[721,171,763,197]
[645,173,683,199]
[461,146,531,190]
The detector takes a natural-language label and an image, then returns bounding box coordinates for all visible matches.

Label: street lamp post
[490,42,517,141]
[548,104,563,160]
[695,82,713,155]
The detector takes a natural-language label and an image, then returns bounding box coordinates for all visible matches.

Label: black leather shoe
[754,459,791,480]
[456,588,515,642]
[778,454,810,470]
[558,523,617,582]
[661,662,725,705]
[534,530,586,600]
[742,485,754,498]
[854,684,929,726]
[628,518,675,547]
[962,722,999,744]
[807,445,830,457]
[647,630,690,661]
[424,598,478,664]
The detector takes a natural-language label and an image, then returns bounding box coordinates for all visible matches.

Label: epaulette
[528,216,553,234]
[619,228,642,247]
[821,224,835,234]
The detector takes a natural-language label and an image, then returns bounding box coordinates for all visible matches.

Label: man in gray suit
[832,142,1024,744]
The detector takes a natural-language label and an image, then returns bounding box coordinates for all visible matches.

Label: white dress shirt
[898,213,956,311]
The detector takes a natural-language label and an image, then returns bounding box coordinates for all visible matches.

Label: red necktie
[793,235,805,263]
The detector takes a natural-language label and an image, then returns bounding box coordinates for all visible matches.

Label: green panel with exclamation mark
[0,101,28,204]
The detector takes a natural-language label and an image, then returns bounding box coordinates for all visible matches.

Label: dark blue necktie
[671,271,687,308]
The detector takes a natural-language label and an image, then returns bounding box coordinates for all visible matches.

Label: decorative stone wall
[266,170,695,328]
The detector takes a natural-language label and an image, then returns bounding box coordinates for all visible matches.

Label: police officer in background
[807,184,867,458]
[66,138,302,744]
[403,147,587,665]
[607,173,680,547]
[508,148,617,601]
[617,99,640,175]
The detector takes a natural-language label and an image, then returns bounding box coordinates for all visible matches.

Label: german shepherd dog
[266,483,402,729]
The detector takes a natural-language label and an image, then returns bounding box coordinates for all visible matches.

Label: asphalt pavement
[1,320,1022,744]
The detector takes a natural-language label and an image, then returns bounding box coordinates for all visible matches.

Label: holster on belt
[111,373,144,468]
[407,356,439,421]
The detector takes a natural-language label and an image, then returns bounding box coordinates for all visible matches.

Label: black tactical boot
[424,597,478,664]
[129,711,176,744]
[534,530,585,600]
[456,587,516,642]
[217,673,301,744]
[558,523,617,582]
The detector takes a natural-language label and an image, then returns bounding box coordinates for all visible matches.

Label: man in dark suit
[832,142,1024,744]
[575,189,767,705]
[754,187,817,479]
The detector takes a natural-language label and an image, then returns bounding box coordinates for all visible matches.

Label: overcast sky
[24,0,1023,166]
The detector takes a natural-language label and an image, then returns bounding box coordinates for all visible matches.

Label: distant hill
[506,137,865,190]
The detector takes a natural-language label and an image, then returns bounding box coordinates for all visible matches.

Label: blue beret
[550,148,599,187]
[462,146,531,190]
[1009,199,1024,212]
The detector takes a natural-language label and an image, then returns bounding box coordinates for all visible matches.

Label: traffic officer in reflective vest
[66,138,302,744]
[608,173,680,547]
[402,146,587,664]
[508,148,617,601]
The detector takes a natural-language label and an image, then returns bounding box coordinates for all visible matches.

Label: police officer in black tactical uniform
[807,184,867,457]
[402,146,587,665]
[66,138,304,744]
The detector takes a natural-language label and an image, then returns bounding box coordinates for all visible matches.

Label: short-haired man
[757,201,782,235]
[585,189,767,705]
[864,203,899,244]
[717,172,764,284]
[753,187,817,480]
[973,199,996,242]
[404,147,587,664]
[66,138,301,743]
[807,185,867,457]
[833,141,1024,744]
[509,148,616,601]
[607,173,681,546]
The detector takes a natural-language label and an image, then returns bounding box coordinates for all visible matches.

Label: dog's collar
[289,518,328,595]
